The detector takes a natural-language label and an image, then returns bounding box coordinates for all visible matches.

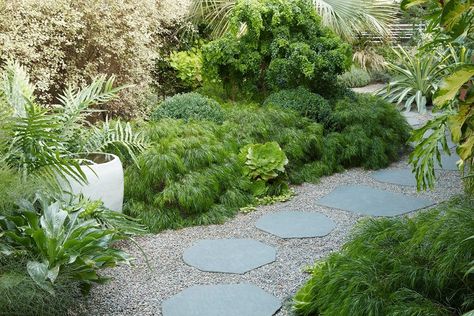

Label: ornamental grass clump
[124,119,253,232]
[293,196,474,316]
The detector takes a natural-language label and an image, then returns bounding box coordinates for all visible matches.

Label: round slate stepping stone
[255,211,335,239]
[183,239,276,274]
[162,284,281,316]
[315,185,435,217]
[371,168,418,186]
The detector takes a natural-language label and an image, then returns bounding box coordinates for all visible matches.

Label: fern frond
[82,118,147,166]
[57,76,131,148]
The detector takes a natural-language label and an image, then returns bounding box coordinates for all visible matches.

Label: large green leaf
[26,261,54,295]
[400,0,430,10]
[434,64,474,106]
[440,0,472,31]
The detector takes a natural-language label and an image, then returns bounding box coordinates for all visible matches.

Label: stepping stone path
[371,168,418,186]
[162,284,281,316]
[316,185,435,216]
[256,211,335,238]
[183,239,276,274]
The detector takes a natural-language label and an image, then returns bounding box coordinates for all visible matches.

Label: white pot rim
[76,153,119,166]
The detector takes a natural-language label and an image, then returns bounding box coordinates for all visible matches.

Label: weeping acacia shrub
[124,119,253,232]
[324,94,411,169]
[221,104,325,184]
[293,196,474,316]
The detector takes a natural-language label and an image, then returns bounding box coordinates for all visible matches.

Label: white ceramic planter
[63,153,124,212]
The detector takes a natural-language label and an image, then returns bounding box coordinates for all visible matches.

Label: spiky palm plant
[0,61,147,188]
[189,0,398,41]
[377,45,449,113]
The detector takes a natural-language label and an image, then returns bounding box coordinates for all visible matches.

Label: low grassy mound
[294,196,474,316]
[126,95,410,232]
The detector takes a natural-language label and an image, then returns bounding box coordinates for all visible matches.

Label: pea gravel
[75,154,462,316]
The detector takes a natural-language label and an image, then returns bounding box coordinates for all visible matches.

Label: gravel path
[76,152,462,316]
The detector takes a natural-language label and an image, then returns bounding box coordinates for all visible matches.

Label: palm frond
[188,0,398,41]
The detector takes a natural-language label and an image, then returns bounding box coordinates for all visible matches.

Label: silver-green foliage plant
[377,45,448,113]
[0,61,147,188]
[338,66,371,88]
[239,142,289,196]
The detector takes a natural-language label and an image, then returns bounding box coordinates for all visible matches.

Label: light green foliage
[293,196,474,316]
[151,92,225,123]
[124,119,252,232]
[402,0,474,193]
[169,47,203,89]
[0,0,166,117]
[0,195,137,294]
[377,45,448,113]
[0,61,146,188]
[263,87,332,127]
[202,0,351,99]
[239,142,289,196]
[0,255,81,316]
[338,66,371,88]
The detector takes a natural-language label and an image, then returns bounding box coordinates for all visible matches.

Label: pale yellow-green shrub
[0,0,168,118]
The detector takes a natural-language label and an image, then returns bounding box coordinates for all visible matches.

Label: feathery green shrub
[293,196,474,316]
[124,119,252,232]
[151,92,224,123]
[263,87,332,127]
[221,104,325,183]
[324,94,411,170]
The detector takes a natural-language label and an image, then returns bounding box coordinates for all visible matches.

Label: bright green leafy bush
[151,92,225,123]
[202,0,351,99]
[293,196,474,316]
[263,87,332,127]
[239,142,289,196]
[124,119,252,232]
[338,66,371,88]
[168,47,203,89]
